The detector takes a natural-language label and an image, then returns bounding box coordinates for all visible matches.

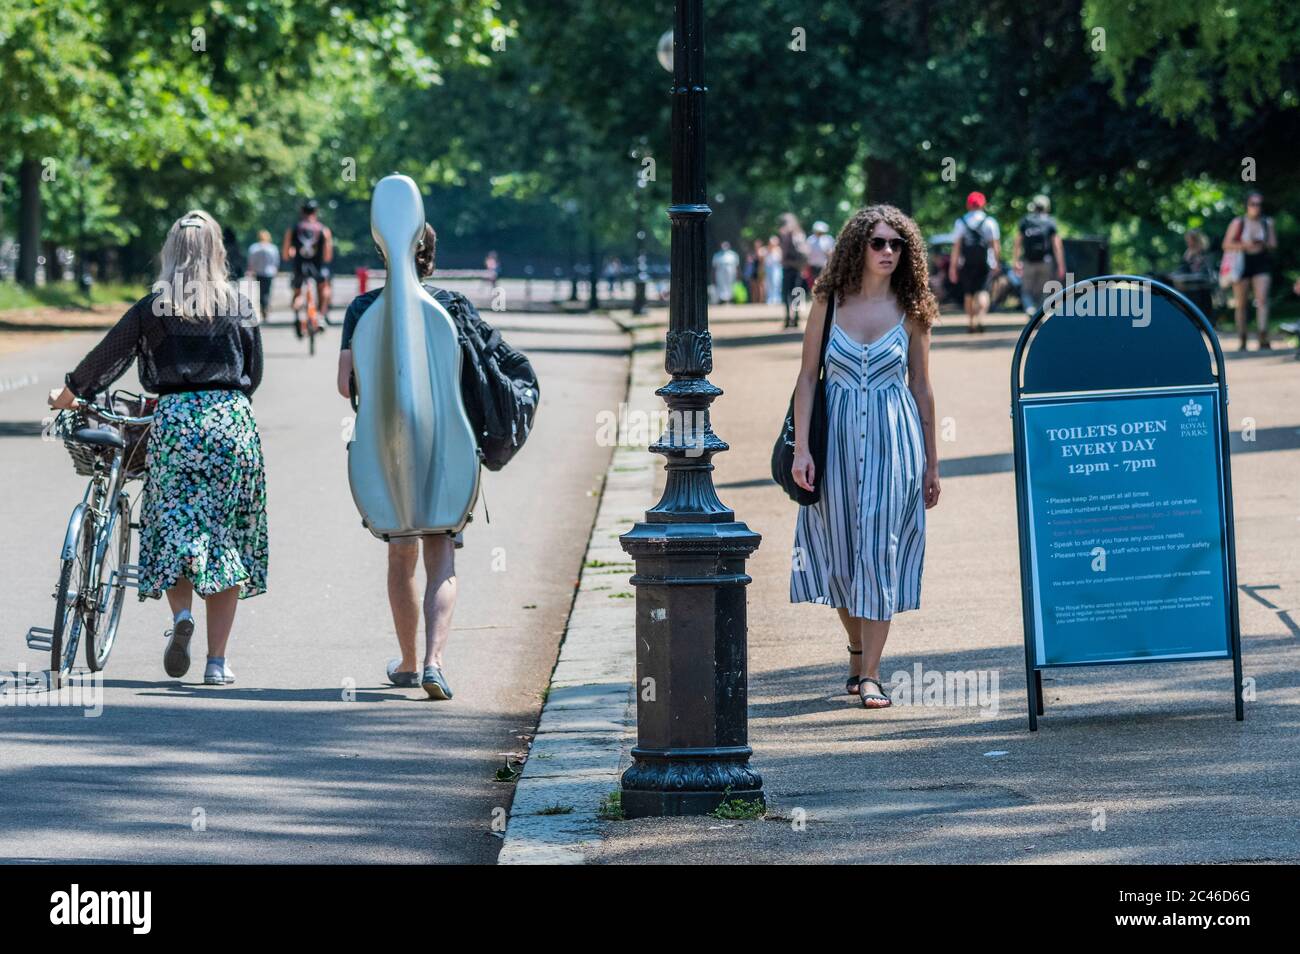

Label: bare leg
[319,279,333,316]
[165,576,194,618]
[965,294,978,331]
[387,540,420,672]
[836,607,863,681]
[203,586,240,659]
[976,289,991,327]
[1233,280,1248,348]
[421,534,457,670]
[860,618,891,683]
[1254,273,1271,345]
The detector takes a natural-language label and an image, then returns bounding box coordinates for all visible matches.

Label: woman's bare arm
[907,317,941,508]
[337,349,353,400]
[791,296,829,491]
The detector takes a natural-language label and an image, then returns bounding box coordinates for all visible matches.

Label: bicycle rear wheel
[86,494,132,671]
[50,506,94,687]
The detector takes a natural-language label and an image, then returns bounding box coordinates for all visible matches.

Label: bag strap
[817,294,835,378]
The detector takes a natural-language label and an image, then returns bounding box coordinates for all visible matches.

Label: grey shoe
[421,665,453,700]
[386,658,420,688]
[204,659,235,685]
[163,617,195,678]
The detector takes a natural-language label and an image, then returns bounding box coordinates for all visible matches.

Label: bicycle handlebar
[72,397,155,426]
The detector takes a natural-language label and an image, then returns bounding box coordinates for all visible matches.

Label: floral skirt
[137,390,268,601]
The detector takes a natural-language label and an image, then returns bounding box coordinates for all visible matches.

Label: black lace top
[66,292,263,399]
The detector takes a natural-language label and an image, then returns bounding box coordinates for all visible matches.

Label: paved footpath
[0,293,627,863]
[558,303,1300,864]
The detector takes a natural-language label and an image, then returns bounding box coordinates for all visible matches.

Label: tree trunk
[18,157,41,286]
[864,156,914,215]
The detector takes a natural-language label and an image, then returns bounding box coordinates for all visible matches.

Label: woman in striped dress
[789,205,942,709]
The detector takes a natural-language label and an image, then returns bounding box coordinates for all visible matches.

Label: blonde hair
[154,209,239,319]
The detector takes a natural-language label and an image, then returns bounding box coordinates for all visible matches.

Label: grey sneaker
[163,617,195,678]
[386,658,420,688]
[203,659,235,685]
[421,665,453,700]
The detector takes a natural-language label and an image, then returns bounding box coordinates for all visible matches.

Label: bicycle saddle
[71,427,124,450]
[346,174,480,539]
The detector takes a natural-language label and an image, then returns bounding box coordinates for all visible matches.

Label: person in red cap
[947,191,1001,332]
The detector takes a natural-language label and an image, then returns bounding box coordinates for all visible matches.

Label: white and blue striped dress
[790,310,926,620]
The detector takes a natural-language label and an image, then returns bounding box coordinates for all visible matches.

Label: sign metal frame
[1010,276,1244,730]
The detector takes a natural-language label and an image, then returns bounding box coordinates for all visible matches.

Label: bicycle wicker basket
[55,394,154,481]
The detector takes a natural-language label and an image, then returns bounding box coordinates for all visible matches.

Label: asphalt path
[0,286,627,863]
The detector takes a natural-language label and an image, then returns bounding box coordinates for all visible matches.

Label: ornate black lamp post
[617,5,763,818]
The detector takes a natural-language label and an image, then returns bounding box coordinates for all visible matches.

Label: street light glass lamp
[657,30,673,73]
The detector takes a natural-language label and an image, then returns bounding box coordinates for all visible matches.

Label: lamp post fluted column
[617,2,763,818]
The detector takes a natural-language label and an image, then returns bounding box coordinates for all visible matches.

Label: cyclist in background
[283,199,334,331]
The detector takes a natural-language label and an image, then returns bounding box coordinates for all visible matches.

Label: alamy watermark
[888,663,1000,717]
[1042,274,1152,327]
[595,402,708,456]
[1,666,103,717]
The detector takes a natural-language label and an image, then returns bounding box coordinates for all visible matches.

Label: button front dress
[790,311,926,619]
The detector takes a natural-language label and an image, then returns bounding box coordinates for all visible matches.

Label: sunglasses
[869,237,906,253]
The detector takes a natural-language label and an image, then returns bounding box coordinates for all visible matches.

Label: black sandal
[845,646,863,695]
[858,676,892,709]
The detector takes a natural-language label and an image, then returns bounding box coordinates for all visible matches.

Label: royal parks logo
[1179,398,1208,438]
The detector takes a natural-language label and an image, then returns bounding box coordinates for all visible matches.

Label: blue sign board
[1010,276,1244,730]
[1021,388,1231,666]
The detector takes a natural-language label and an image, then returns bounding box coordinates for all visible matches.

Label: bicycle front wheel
[86,494,132,672]
[50,506,94,687]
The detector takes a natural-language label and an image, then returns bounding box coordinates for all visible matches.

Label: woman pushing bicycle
[47,209,267,686]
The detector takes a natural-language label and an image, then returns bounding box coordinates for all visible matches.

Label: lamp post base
[621,746,764,818]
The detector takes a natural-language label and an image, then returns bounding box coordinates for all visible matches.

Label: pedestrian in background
[49,210,267,687]
[1222,191,1277,350]
[712,241,739,304]
[744,240,763,305]
[788,205,941,709]
[780,212,809,328]
[1013,195,1065,317]
[765,235,784,305]
[806,221,835,288]
[948,191,1001,333]
[245,229,280,320]
[1176,228,1216,323]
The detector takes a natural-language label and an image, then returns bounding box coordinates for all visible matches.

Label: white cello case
[347,174,480,539]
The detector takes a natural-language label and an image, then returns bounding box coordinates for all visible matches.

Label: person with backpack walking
[948,192,1001,333]
[1013,195,1066,317]
[1221,191,1278,350]
[337,222,539,699]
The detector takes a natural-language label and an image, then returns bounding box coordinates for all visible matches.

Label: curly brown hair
[812,204,938,329]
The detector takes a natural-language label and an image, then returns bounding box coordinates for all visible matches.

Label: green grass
[493,760,522,783]
[596,790,624,821]
[537,804,574,816]
[0,280,146,313]
[710,789,766,820]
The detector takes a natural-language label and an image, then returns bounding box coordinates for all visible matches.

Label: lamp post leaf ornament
[617,9,764,818]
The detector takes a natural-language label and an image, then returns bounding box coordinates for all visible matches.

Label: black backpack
[434,289,540,472]
[1020,214,1053,261]
[960,212,990,258]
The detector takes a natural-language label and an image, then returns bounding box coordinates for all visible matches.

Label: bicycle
[28,391,156,687]
[293,273,323,356]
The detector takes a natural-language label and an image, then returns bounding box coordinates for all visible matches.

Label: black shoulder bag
[770,294,835,505]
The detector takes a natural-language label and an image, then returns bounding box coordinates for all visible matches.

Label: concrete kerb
[497,310,665,864]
